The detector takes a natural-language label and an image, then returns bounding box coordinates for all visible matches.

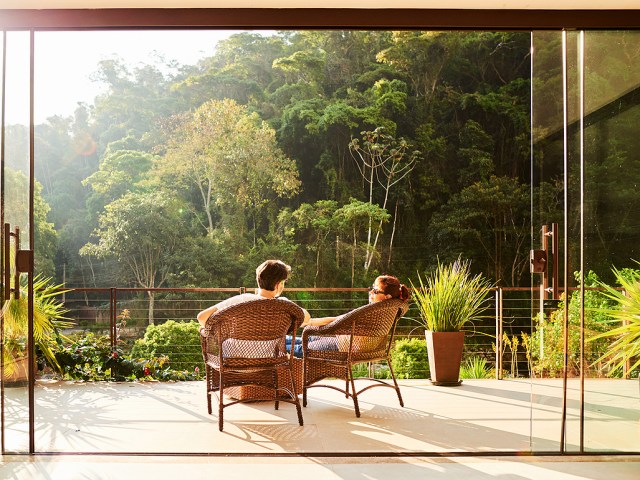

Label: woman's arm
[301,316,336,327]
[197,305,218,328]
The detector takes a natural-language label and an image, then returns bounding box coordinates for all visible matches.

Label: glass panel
[582,30,640,452]
[531,30,566,452]
[2,30,31,454]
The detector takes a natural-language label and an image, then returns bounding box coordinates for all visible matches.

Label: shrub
[530,271,613,377]
[54,332,202,382]
[460,356,493,379]
[131,320,204,371]
[391,337,429,379]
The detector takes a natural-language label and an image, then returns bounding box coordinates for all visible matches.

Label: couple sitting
[196,259,410,358]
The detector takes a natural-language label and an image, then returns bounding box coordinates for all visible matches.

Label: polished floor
[2,378,639,478]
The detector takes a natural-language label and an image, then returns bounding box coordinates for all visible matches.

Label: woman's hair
[376,274,410,302]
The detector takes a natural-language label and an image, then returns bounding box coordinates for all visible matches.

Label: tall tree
[159,98,301,245]
[349,128,418,272]
[80,191,185,324]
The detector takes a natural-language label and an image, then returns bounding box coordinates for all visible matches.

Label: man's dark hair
[255,260,291,291]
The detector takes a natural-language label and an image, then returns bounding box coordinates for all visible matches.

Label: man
[197,259,310,328]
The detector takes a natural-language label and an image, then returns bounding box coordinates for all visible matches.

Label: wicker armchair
[301,298,409,417]
[200,298,305,431]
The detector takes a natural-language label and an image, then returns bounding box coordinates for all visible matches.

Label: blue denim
[285,335,304,358]
[286,335,338,358]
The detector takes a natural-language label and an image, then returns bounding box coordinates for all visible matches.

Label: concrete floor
[2,378,639,454]
[2,378,639,479]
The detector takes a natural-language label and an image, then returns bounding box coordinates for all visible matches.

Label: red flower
[112,351,118,358]
[144,367,151,376]
[195,367,200,373]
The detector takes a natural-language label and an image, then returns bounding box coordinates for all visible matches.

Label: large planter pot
[425,330,464,386]
[2,354,30,387]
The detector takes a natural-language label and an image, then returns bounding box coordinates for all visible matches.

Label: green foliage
[460,356,492,379]
[410,258,493,332]
[131,320,204,372]
[28,30,537,289]
[390,337,429,379]
[589,264,640,376]
[530,271,613,377]
[54,332,202,382]
[4,167,58,277]
[2,275,72,378]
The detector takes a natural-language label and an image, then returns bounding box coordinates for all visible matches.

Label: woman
[287,274,410,358]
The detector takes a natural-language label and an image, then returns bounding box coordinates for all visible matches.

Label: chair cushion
[221,338,279,358]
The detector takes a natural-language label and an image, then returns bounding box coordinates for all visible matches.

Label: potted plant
[411,258,493,385]
[2,275,72,385]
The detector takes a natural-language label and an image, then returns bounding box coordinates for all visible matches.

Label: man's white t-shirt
[214,293,292,358]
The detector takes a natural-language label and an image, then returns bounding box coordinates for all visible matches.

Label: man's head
[255,260,291,291]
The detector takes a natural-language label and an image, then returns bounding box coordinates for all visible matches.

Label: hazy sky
[3,30,249,125]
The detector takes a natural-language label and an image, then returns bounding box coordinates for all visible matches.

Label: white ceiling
[2,1,640,9]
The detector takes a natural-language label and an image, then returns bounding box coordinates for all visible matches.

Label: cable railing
[56,287,536,378]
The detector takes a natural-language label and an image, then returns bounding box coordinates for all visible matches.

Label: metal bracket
[530,249,547,273]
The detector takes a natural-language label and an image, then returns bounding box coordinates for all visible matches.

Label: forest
[9,30,636,294]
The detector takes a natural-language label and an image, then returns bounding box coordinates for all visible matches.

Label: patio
[3,378,639,454]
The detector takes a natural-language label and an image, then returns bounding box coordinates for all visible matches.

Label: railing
[59,286,542,378]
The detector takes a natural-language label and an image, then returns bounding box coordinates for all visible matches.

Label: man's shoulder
[217,293,259,310]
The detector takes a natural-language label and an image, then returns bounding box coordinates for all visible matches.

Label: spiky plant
[2,275,73,376]
[589,264,640,376]
[410,258,493,332]
[460,356,492,379]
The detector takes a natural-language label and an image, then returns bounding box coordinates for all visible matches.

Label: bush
[530,271,613,377]
[460,356,493,379]
[131,320,204,371]
[391,337,429,379]
[54,331,202,382]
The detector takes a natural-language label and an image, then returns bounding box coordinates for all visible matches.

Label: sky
[3,30,251,125]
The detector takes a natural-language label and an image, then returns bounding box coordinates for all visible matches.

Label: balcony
[3,377,639,454]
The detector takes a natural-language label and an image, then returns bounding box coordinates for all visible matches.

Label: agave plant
[460,356,493,379]
[410,258,493,332]
[2,275,73,377]
[589,264,640,376]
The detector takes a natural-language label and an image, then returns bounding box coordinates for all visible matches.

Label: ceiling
[1,1,640,9]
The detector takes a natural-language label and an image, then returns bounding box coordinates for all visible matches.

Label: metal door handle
[3,223,30,300]
[3,223,9,300]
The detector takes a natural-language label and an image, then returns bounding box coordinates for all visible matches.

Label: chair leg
[302,360,308,407]
[289,367,304,426]
[345,374,350,399]
[387,357,405,408]
[218,371,224,431]
[274,369,280,410]
[348,366,360,418]
[205,368,213,414]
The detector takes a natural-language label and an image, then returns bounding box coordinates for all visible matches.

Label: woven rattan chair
[301,298,409,417]
[200,298,305,431]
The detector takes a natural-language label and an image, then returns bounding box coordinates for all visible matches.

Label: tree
[428,175,530,285]
[334,199,390,286]
[349,128,418,272]
[83,149,155,221]
[159,98,301,245]
[4,168,58,278]
[290,200,339,286]
[80,191,185,325]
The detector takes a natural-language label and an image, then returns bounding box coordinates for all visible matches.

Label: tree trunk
[387,199,399,269]
[148,290,155,326]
